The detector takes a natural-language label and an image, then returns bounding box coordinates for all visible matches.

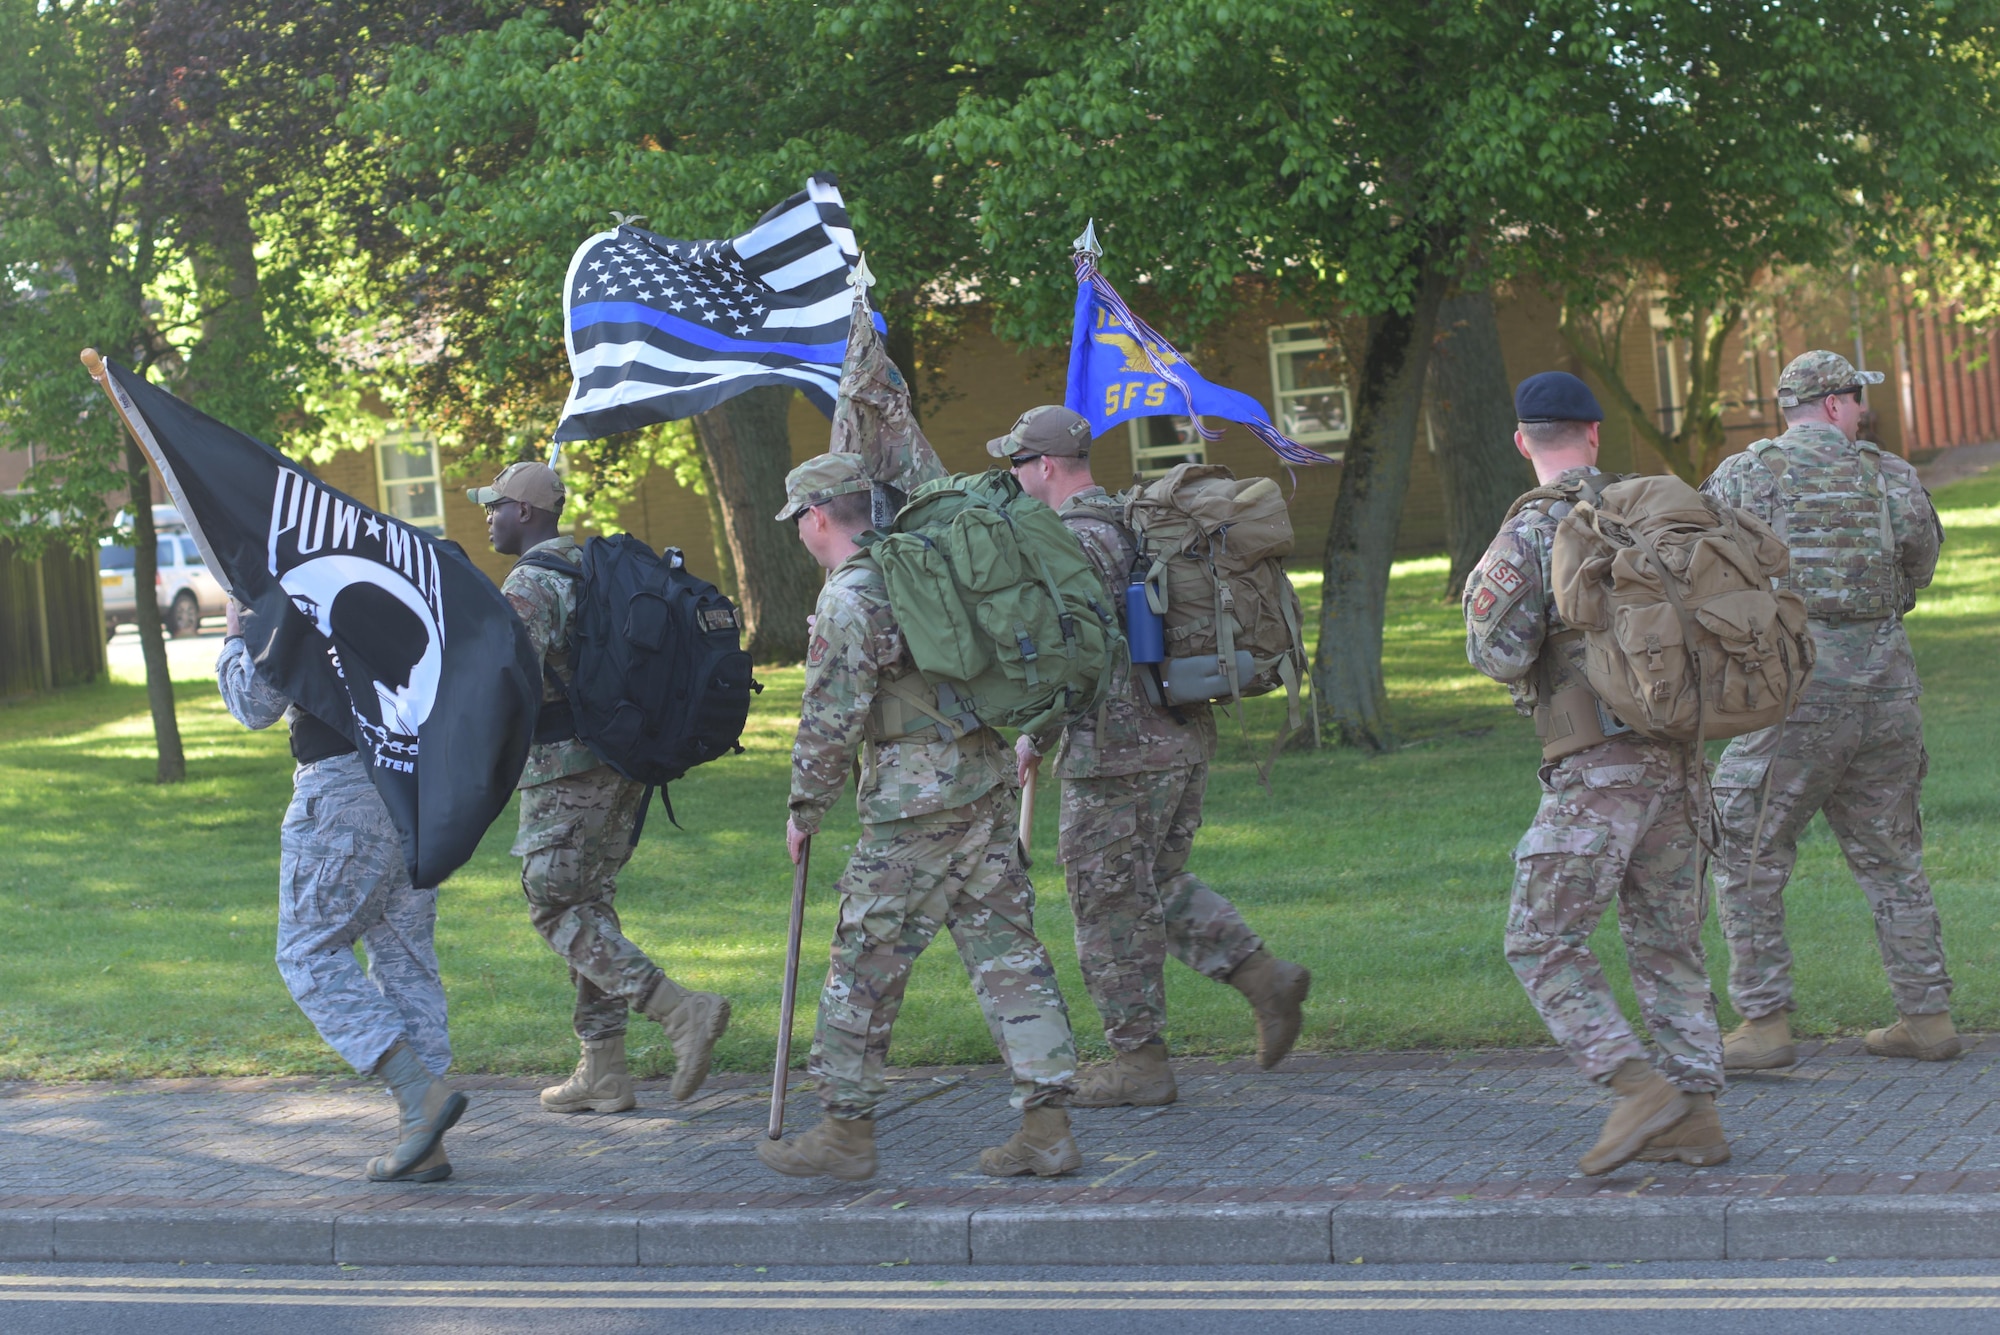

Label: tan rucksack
[1548,473,1815,744]
[1124,463,1308,732]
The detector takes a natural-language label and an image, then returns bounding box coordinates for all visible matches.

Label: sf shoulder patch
[1469,556,1529,624]
[1486,560,1526,596]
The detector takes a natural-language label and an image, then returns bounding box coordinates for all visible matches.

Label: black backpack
[520,535,756,822]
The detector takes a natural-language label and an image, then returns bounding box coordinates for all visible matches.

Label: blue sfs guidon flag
[1066,248,1336,467]
[555,173,883,442]
[94,359,541,887]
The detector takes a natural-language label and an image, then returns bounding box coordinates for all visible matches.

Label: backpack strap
[515,549,585,743]
[1502,473,1614,524]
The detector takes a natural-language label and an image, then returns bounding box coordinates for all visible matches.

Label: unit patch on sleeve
[807,634,831,667]
[1486,559,1526,596]
[1470,587,1498,621]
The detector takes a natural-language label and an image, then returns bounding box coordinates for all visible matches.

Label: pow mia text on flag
[556,173,883,443]
[89,357,541,886]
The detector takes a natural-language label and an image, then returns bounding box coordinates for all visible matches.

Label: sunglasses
[1008,453,1044,469]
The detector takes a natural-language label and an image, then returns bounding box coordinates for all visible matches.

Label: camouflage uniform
[1032,487,1263,1051]
[1464,467,1723,1093]
[1703,418,1948,1021]
[504,537,687,1041]
[791,549,1078,1119]
[217,636,451,1077]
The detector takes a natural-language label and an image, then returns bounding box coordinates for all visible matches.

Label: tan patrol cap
[467,461,566,514]
[985,405,1093,459]
[775,453,873,521]
[1776,350,1885,408]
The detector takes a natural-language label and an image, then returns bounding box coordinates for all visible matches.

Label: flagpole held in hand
[1017,767,1037,871]
[769,834,811,1140]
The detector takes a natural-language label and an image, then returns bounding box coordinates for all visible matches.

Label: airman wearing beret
[1464,371,1727,1176]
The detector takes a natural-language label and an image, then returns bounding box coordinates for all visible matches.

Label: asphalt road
[12,1261,2000,1334]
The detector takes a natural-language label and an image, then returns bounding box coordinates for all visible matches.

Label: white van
[99,507,228,639]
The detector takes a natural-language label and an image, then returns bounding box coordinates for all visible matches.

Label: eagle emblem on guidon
[268,467,445,775]
[1092,328,1182,374]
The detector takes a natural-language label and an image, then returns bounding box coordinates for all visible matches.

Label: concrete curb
[7,1196,2000,1267]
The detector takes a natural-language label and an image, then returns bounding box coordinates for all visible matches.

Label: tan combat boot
[540,1035,637,1114]
[1866,1010,1962,1061]
[1635,1092,1731,1167]
[1723,1012,1797,1071]
[640,983,732,1100]
[1227,948,1312,1069]
[756,1116,877,1181]
[1071,1041,1178,1108]
[979,1105,1084,1177]
[1578,1058,1690,1177]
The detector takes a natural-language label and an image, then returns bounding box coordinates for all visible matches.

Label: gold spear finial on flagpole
[1072,219,1102,258]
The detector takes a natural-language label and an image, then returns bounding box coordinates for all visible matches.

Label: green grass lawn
[5,470,1999,1081]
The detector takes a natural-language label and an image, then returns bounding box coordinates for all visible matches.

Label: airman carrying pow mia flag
[90,356,541,887]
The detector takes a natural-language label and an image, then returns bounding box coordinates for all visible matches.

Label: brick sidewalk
[7,1038,2000,1217]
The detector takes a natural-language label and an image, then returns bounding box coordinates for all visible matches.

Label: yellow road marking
[11,1274,2000,1294]
[7,1293,2000,1311]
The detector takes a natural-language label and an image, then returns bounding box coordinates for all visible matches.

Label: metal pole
[768,836,812,1140]
[1017,767,1038,871]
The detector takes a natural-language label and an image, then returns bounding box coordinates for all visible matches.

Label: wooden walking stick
[1017,766,1038,870]
[768,835,812,1139]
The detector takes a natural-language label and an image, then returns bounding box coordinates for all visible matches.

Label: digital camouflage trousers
[276,754,450,1077]
[810,786,1077,1120]
[514,764,678,1041]
[1712,696,1950,1021]
[1057,763,1262,1051]
[1505,739,1722,1092]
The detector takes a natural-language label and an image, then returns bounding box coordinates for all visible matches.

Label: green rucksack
[862,470,1119,737]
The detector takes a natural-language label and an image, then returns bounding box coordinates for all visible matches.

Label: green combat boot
[640,983,732,1100]
[1866,1010,1962,1061]
[978,1105,1084,1178]
[1578,1058,1689,1177]
[1227,949,1312,1069]
[540,1035,637,1114]
[756,1116,877,1181]
[1635,1092,1731,1167]
[366,1041,467,1183]
[1070,1041,1177,1107]
[1722,1012,1797,1071]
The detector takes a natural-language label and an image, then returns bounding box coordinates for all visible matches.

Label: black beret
[1514,371,1604,424]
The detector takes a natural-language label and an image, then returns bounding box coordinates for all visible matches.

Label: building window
[1127,415,1205,481]
[375,431,445,535]
[1267,324,1352,452]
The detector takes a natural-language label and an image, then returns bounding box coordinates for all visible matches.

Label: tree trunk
[690,386,821,663]
[691,444,740,600]
[181,192,278,439]
[1428,290,1533,598]
[127,441,185,782]
[1312,258,1450,751]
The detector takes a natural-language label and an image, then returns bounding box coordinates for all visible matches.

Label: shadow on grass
[5,470,1998,1078]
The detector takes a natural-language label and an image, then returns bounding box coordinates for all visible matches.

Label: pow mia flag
[90,356,540,887]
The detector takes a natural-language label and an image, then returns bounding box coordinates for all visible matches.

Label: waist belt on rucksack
[289,711,358,765]
[1531,632,1632,762]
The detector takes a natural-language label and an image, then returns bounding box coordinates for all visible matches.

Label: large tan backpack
[1124,463,1308,731]
[1548,473,1814,744]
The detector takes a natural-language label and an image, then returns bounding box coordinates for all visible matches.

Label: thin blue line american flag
[555,174,880,443]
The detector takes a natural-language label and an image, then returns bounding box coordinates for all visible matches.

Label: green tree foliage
[929,0,1626,749]
[925,0,2000,746]
[1518,2,2000,481]
[0,0,473,777]
[346,0,1015,659]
